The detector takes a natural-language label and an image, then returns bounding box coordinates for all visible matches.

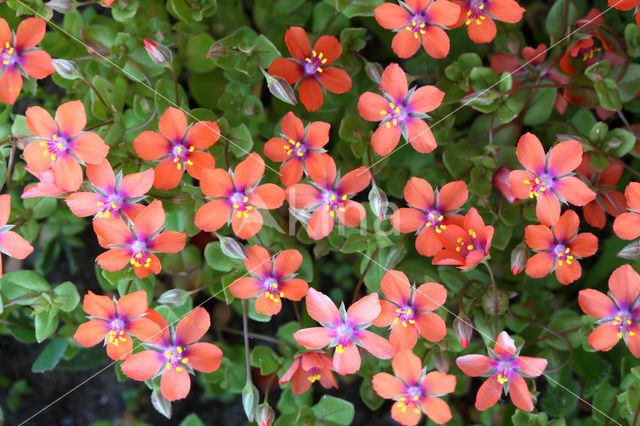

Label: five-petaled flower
[24,100,110,192]
[0,194,33,277]
[264,112,333,187]
[21,166,66,199]
[358,63,444,156]
[451,0,526,44]
[229,245,309,316]
[524,209,598,285]
[194,152,284,239]
[373,270,447,351]
[121,307,223,401]
[374,0,461,59]
[432,207,494,270]
[456,331,547,412]
[65,159,154,220]
[0,17,54,105]
[133,107,220,190]
[579,264,640,357]
[285,155,371,240]
[268,27,351,112]
[613,182,640,240]
[507,132,596,226]
[73,290,161,360]
[279,351,337,395]
[390,177,467,257]
[93,199,186,278]
[372,350,456,425]
[293,288,395,375]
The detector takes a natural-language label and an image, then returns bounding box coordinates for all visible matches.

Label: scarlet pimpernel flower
[73,290,161,360]
[65,159,154,219]
[432,207,494,270]
[23,100,110,192]
[579,264,640,357]
[451,0,526,44]
[373,270,447,351]
[613,182,640,240]
[285,155,371,240]
[358,63,444,156]
[507,133,596,226]
[0,194,33,277]
[608,0,640,26]
[374,0,461,59]
[93,199,186,278]
[279,351,337,395]
[524,210,598,285]
[194,152,284,240]
[264,112,332,187]
[456,331,547,412]
[21,166,66,199]
[121,307,223,401]
[293,288,395,375]
[0,17,54,105]
[133,107,220,190]
[390,177,467,257]
[372,350,455,425]
[229,245,309,316]
[268,27,352,112]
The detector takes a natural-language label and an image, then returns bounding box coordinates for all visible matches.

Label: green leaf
[250,346,281,375]
[594,79,622,111]
[523,86,557,125]
[35,305,59,343]
[204,241,238,272]
[311,395,354,425]
[1,270,50,301]
[337,0,383,18]
[545,0,578,36]
[52,281,80,312]
[32,338,68,372]
[253,34,281,68]
[592,385,618,424]
[359,380,383,410]
[541,368,578,417]
[180,413,206,426]
[340,27,367,51]
[227,124,254,158]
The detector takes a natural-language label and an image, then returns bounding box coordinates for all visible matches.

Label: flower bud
[364,61,383,84]
[618,239,640,260]
[431,350,450,373]
[143,39,173,67]
[493,166,518,204]
[289,208,311,226]
[242,382,259,423]
[454,315,473,349]
[157,289,190,306]
[256,402,275,426]
[260,68,297,106]
[46,0,75,13]
[368,183,388,220]
[215,233,248,260]
[52,59,81,80]
[150,387,172,419]
[511,242,529,275]
[481,290,509,315]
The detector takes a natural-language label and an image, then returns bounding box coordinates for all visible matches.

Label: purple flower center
[162,345,189,371]
[404,14,428,38]
[303,50,327,76]
[525,173,555,199]
[394,304,416,327]
[466,0,488,24]
[229,191,253,218]
[284,138,307,158]
[397,385,423,414]
[170,143,194,170]
[97,193,123,218]
[553,243,574,266]
[455,228,484,255]
[493,359,513,384]
[107,317,127,346]
[334,323,354,353]
[612,310,636,338]
[424,209,446,234]
[381,101,409,129]
[129,239,151,268]
[263,277,282,302]
[1,42,17,68]
[320,189,347,218]
[40,134,69,162]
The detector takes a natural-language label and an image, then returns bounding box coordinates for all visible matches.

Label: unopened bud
[289,208,311,226]
[454,315,473,349]
[364,61,383,84]
[431,350,450,373]
[143,39,173,67]
[368,183,388,220]
[215,233,248,260]
[493,166,518,204]
[46,0,75,13]
[207,42,228,59]
[481,290,509,315]
[384,246,406,270]
[511,242,529,275]
[157,289,190,306]
[257,402,275,426]
[618,239,640,259]
[150,387,172,419]
[261,68,297,106]
[52,59,81,80]
[242,382,259,423]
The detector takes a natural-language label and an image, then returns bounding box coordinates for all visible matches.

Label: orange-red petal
[175,307,210,346]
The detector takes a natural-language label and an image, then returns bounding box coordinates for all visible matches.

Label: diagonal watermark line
[356,249,623,425]
[360,1,625,175]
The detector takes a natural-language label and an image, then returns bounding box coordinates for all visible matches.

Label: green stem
[484,262,499,337]
[242,300,252,383]
[221,327,284,346]
[84,77,110,114]
[353,249,378,303]
[170,66,180,106]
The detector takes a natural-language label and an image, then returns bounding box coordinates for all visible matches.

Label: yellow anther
[329,210,335,217]
[402,321,407,327]
[40,142,47,146]
[386,122,391,129]
[52,134,57,141]
[466,244,474,250]
[97,202,104,206]
[317,67,323,73]
[330,194,336,201]
[175,366,183,372]
[426,222,433,227]
[479,3,484,8]
[50,154,56,161]
[409,319,415,324]
[392,119,398,126]
[165,352,172,358]
[411,19,417,26]
[465,18,472,25]
[312,50,316,57]
[187,160,194,166]
[104,211,111,218]
[243,196,249,202]
[111,203,117,209]
[166,363,172,370]
[182,358,189,363]
[176,163,182,170]
[335,344,345,354]
[173,157,179,163]
[535,177,540,184]
[497,374,509,384]
[435,228,442,234]
[43,149,49,155]
[130,259,135,265]
[523,179,530,184]
[466,10,472,15]
[176,146,182,153]
[342,195,348,200]
[189,146,195,152]
[395,308,402,313]
[380,110,387,115]
[617,332,623,338]
[57,143,63,149]
[135,253,142,258]
[630,331,637,336]
[393,317,399,324]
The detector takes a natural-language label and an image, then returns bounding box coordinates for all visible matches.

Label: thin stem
[263,373,277,403]
[85,120,113,132]
[3,293,43,308]
[5,137,17,191]
[242,300,252,383]
[84,77,110,114]
[632,401,638,426]
[484,262,498,336]
[221,327,284,346]
[515,313,574,373]
[353,249,378,303]
[170,66,180,105]
[292,301,302,328]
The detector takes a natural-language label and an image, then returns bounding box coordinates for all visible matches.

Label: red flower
[432,207,493,270]
[268,27,352,112]
[121,307,223,401]
[358,63,444,156]
[372,350,455,425]
[23,100,110,192]
[133,107,220,190]
[559,34,610,75]
[194,153,284,240]
[285,155,371,240]
[264,112,332,187]
[524,210,598,285]
[93,199,186,278]
[65,159,154,220]
[293,289,395,375]
[73,290,161,360]
[578,264,640,357]
[279,351,337,395]
[373,270,447,351]
[229,245,309,316]
[451,0,525,44]
[614,182,640,240]
[456,331,547,412]
[492,166,518,204]
[390,177,467,257]
[21,166,66,199]
[608,0,640,26]
[0,17,54,105]
[374,0,460,59]
[507,133,596,226]
[576,153,626,229]
[0,194,33,277]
